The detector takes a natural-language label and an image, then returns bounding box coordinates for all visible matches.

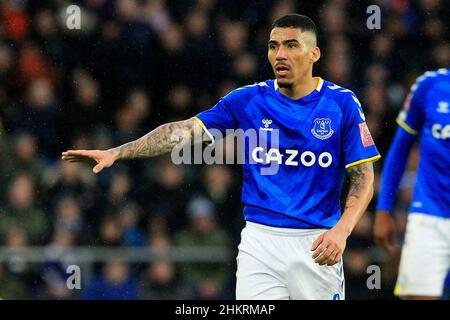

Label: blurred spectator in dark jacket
[139,259,192,299]
[96,215,124,246]
[39,228,79,299]
[174,196,231,299]
[117,202,145,247]
[0,172,50,244]
[0,262,28,300]
[81,259,139,300]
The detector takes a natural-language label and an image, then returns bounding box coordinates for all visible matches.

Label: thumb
[311,233,324,251]
[93,164,104,174]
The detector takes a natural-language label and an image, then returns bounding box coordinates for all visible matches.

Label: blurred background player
[375,68,450,300]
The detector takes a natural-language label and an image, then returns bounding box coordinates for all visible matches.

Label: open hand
[61,149,118,174]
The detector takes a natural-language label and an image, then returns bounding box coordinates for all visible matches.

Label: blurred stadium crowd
[0,0,449,299]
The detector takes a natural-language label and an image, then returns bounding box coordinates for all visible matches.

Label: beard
[276,77,293,88]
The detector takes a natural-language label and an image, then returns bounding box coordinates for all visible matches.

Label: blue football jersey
[396,68,450,217]
[195,78,380,228]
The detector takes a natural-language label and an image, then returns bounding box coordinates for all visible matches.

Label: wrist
[108,148,121,161]
[335,220,354,237]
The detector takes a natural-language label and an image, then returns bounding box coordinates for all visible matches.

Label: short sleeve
[342,94,381,168]
[396,75,429,135]
[195,86,254,143]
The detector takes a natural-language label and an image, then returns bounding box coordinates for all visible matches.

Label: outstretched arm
[62,118,208,173]
[311,161,375,266]
[110,118,206,160]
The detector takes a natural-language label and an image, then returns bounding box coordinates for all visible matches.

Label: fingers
[375,232,397,256]
[61,155,81,161]
[327,251,339,266]
[311,232,344,266]
[93,164,104,174]
[312,243,326,260]
[385,241,396,256]
[61,150,93,157]
[315,246,335,265]
[314,244,342,266]
[311,233,324,251]
[61,149,107,174]
[328,250,343,266]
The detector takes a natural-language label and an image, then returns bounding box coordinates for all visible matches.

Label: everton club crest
[311,118,334,140]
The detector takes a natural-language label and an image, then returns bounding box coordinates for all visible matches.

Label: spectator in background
[106,170,133,208]
[0,262,28,300]
[53,196,84,242]
[146,214,172,260]
[149,157,190,234]
[81,259,139,300]
[117,202,145,247]
[139,259,192,299]
[19,78,62,159]
[1,225,41,297]
[0,172,50,244]
[96,215,124,246]
[0,132,43,198]
[65,69,103,142]
[39,228,79,299]
[201,165,242,239]
[174,196,231,299]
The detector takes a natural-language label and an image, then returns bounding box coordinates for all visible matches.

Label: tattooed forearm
[109,118,206,160]
[345,162,374,209]
[335,161,375,236]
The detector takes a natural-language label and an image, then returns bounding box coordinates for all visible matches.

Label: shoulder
[221,80,272,105]
[321,80,362,113]
[410,68,449,94]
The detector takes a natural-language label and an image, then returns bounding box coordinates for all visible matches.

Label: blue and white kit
[195,77,380,299]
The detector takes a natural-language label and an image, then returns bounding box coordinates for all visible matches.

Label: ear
[310,47,321,64]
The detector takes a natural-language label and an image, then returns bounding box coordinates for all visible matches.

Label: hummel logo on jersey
[311,118,334,140]
[260,119,273,131]
[437,101,449,113]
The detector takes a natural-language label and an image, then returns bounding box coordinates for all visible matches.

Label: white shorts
[235,221,345,300]
[395,213,450,297]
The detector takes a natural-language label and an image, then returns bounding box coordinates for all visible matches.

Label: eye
[268,44,276,50]
[288,42,298,48]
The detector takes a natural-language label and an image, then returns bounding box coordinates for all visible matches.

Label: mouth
[275,64,290,77]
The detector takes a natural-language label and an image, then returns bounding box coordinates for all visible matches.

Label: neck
[278,75,319,100]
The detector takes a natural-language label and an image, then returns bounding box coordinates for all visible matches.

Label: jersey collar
[273,77,324,105]
[274,77,324,92]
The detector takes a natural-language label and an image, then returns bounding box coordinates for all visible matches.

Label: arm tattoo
[345,162,373,209]
[110,118,207,160]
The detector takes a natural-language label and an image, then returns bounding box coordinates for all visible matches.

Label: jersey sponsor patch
[359,122,375,147]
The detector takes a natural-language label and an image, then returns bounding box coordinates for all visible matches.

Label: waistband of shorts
[245,221,327,237]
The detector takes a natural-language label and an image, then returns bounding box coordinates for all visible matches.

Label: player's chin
[276,76,293,88]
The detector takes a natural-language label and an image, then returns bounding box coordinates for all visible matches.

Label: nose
[276,46,287,60]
